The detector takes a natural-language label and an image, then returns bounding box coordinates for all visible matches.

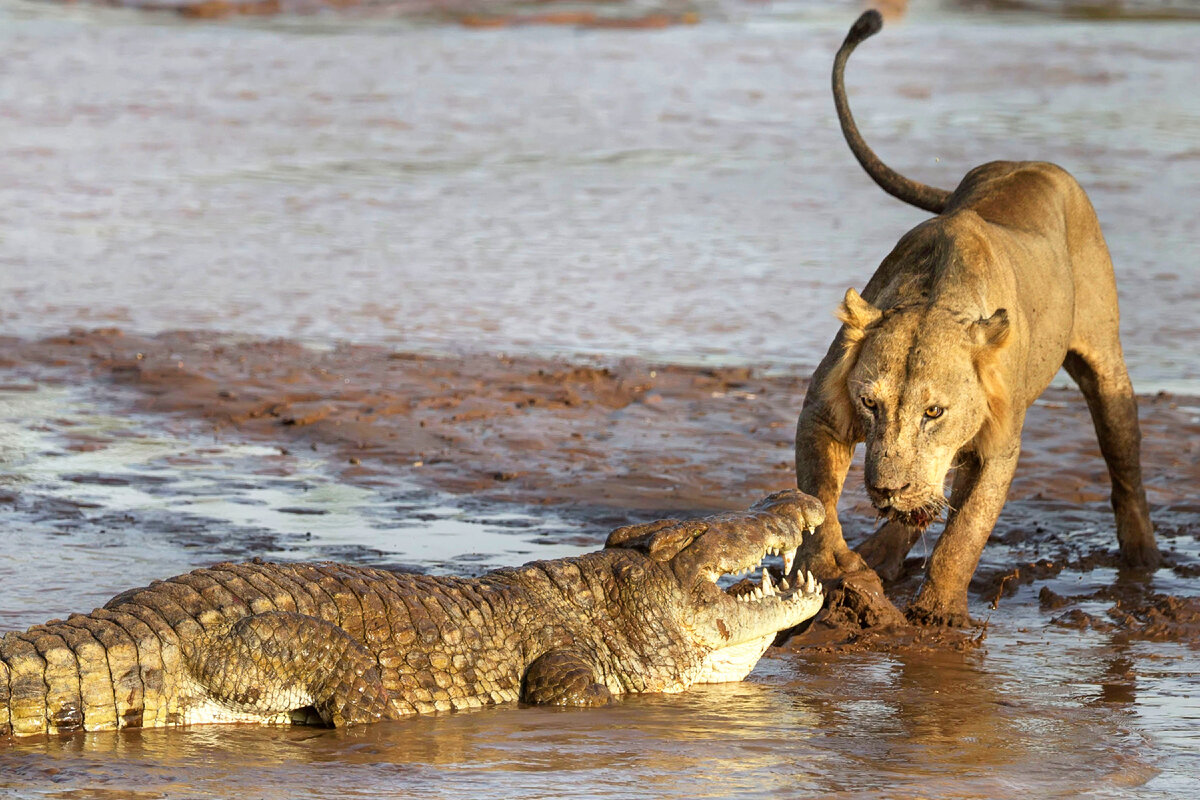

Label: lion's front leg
[794,407,867,580]
[856,520,923,582]
[795,407,909,631]
[907,447,1020,627]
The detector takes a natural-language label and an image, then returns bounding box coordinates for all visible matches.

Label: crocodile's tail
[1,610,183,738]
[833,10,951,214]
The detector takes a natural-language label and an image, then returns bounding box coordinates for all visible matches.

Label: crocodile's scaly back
[0,561,540,737]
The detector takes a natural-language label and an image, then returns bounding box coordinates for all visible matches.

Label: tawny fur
[792,11,1158,627]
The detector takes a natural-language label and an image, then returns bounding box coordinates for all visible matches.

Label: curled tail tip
[844,9,883,48]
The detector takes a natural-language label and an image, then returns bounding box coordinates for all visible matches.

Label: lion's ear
[970,308,1011,350]
[819,288,878,438]
[835,288,883,333]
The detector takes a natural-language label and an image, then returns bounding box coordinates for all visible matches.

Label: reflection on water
[0,385,597,627]
[1,0,1199,796]
[0,640,1189,798]
[1,382,1198,797]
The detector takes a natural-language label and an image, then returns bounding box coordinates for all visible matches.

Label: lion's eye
[924,405,944,419]
[861,396,876,410]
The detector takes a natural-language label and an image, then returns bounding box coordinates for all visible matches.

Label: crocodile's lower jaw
[692,635,775,685]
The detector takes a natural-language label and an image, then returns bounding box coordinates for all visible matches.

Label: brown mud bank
[3,328,1198,650]
[67,0,707,27]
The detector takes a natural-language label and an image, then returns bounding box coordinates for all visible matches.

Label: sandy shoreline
[3,327,1199,648]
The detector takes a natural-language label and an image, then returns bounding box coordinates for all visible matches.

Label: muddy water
[1,378,1198,796]
[1,0,1199,797]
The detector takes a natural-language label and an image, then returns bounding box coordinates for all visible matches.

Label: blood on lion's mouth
[876,499,948,530]
[890,506,937,529]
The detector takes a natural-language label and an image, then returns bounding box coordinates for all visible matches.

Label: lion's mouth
[876,497,948,530]
[888,506,937,529]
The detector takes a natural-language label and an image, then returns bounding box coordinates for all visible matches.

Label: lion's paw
[905,591,972,628]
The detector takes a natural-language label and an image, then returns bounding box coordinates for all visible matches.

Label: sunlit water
[0,0,1198,391]
[0,385,598,627]
[1,0,1199,796]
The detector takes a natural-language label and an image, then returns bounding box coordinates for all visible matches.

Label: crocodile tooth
[783,547,797,577]
[779,577,790,591]
[805,570,816,594]
[761,570,774,596]
[753,586,763,600]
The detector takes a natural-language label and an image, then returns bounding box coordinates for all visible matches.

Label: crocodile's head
[605,489,826,685]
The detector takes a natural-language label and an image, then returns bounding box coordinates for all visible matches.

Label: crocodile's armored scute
[1,490,827,738]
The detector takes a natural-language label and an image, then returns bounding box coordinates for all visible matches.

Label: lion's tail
[832,10,951,215]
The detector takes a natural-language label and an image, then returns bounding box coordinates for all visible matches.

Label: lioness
[792,11,1159,626]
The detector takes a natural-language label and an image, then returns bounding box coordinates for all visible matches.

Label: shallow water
[0,384,597,627]
[1,371,1199,798]
[0,0,1198,391]
[2,602,1198,798]
[1,0,1199,797]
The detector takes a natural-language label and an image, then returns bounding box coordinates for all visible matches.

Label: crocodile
[0,490,824,738]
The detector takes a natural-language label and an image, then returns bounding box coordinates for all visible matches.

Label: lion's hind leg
[1062,348,1159,568]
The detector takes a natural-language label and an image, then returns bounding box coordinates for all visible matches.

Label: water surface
[1,1,1199,797]
[0,0,1197,389]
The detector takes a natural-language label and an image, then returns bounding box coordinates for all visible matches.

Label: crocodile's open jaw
[708,531,823,624]
[686,525,825,685]
[721,544,801,587]
[725,563,822,604]
[602,489,827,686]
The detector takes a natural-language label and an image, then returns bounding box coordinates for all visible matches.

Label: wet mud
[3,329,1198,796]
[5,328,1198,649]
[1,1,1198,792]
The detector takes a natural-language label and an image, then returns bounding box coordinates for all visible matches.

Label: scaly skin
[1,490,825,738]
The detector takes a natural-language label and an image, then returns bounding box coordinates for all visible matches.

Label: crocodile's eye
[924,405,944,419]
[861,396,876,410]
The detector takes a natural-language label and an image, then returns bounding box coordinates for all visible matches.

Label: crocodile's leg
[184,611,395,727]
[520,649,613,707]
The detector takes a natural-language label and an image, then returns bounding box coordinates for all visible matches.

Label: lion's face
[826,289,1011,530]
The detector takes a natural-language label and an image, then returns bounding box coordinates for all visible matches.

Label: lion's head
[822,287,1012,529]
